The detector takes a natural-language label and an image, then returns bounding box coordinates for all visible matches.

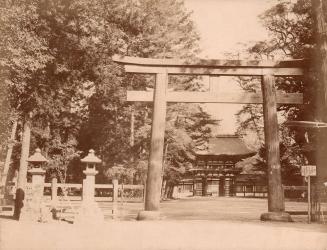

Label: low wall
[27,182,145,202]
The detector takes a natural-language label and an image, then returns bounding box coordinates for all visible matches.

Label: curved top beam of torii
[112,55,307,68]
[112,55,305,104]
[112,55,307,76]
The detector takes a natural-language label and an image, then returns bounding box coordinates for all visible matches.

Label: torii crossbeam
[113,55,305,221]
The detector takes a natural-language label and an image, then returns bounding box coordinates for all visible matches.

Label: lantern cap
[27,148,48,163]
[81,149,102,164]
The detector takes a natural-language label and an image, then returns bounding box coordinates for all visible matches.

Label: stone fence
[26,179,145,202]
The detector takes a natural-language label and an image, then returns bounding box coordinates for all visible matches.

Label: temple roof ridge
[196,135,256,160]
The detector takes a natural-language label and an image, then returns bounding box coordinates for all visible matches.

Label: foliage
[235,0,316,183]
[0,76,14,160]
[0,0,206,186]
[258,0,314,58]
[105,164,135,183]
[75,0,206,184]
[0,0,98,178]
[163,103,217,186]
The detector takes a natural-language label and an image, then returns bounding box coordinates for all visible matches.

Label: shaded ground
[1,197,327,250]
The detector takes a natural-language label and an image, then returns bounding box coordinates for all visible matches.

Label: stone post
[112,179,119,218]
[112,179,118,202]
[51,177,58,204]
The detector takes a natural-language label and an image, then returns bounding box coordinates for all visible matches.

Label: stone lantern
[20,148,48,221]
[81,149,101,202]
[75,149,104,224]
[28,148,48,165]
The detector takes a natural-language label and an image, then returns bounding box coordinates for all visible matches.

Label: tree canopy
[0,0,215,188]
[235,0,323,185]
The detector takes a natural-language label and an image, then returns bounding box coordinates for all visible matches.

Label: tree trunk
[161,179,167,200]
[167,185,174,199]
[13,118,31,220]
[164,183,170,199]
[130,105,135,163]
[312,0,327,205]
[1,120,17,194]
[164,184,173,199]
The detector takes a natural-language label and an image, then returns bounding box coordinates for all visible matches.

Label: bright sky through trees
[184,0,278,134]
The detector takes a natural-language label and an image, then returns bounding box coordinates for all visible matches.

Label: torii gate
[113,55,305,221]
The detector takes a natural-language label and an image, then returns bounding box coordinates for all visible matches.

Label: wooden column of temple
[202,175,208,196]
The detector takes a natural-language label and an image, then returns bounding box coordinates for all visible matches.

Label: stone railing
[27,180,145,202]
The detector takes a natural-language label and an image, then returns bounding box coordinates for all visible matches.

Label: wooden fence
[235,185,308,199]
[234,185,268,197]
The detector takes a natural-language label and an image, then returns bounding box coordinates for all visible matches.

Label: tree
[77,0,202,186]
[0,0,207,213]
[0,1,57,216]
[162,103,217,198]
[0,0,129,217]
[312,0,327,201]
[0,72,18,199]
[235,0,316,187]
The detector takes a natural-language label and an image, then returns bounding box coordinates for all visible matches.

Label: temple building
[181,135,256,197]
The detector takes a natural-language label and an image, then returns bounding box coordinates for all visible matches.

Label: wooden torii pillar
[113,55,305,221]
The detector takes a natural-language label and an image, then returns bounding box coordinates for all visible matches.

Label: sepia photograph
[0,0,327,249]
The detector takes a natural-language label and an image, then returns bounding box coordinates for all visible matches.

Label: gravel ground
[1,219,327,250]
[1,197,327,250]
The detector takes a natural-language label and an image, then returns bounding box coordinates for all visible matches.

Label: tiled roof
[197,135,255,157]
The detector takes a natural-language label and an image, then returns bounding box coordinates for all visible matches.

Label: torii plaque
[113,55,305,221]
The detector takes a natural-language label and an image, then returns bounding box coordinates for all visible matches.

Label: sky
[184,0,278,134]
[184,0,278,58]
